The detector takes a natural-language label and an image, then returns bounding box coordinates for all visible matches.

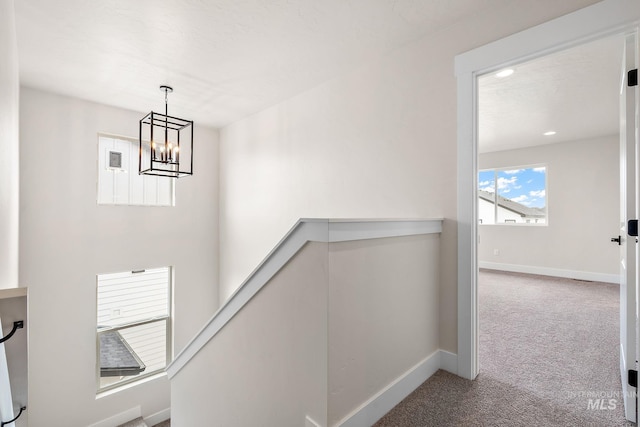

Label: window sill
[96,371,167,399]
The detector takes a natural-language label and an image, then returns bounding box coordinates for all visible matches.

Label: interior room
[0,1,638,426]
[476,35,625,425]
[477,36,621,281]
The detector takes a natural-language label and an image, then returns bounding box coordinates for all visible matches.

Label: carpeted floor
[375,270,633,426]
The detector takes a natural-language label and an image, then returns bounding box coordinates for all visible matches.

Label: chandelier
[139,85,193,178]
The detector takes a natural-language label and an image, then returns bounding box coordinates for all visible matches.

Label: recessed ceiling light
[543,131,557,136]
[495,69,514,78]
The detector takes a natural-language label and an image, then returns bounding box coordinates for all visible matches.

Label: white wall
[172,242,329,427]
[218,0,601,354]
[172,233,440,426]
[19,87,219,426]
[328,234,440,425]
[0,0,20,290]
[478,136,619,280]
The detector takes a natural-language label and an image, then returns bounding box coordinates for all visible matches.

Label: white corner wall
[478,136,619,281]
[19,87,219,426]
[218,0,601,354]
[0,0,20,290]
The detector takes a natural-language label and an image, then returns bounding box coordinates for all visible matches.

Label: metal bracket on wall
[628,69,638,87]
[629,369,638,387]
[1,406,26,427]
[0,321,23,344]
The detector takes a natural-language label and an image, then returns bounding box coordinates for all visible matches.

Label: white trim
[455,0,640,77]
[167,218,443,379]
[144,408,171,427]
[328,219,442,242]
[456,65,478,380]
[620,344,631,419]
[0,318,14,427]
[87,406,141,427]
[305,415,322,427]
[95,372,166,400]
[0,287,26,300]
[439,350,458,375]
[479,262,620,284]
[336,349,455,427]
[456,0,640,381]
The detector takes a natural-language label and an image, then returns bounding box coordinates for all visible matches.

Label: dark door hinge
[629,69,638,87]
[629,369,637,387]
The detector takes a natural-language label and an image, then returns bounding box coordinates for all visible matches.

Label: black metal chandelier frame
[139,85,193,178]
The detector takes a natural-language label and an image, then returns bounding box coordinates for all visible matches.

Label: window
[97,135,174,206]
[96,267,172,392]
[478,165,547,225]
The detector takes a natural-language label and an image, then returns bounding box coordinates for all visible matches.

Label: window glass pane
[479,166,547,225]
[119,320,167,372]
[97,267,171,392]
[496,167,546,224]
[97,268,169,328]
[98,320,167,390]
[478,170,495,225]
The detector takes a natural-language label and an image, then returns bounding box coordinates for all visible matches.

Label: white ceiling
[479,35,624,153]
[14,1,621,150]
[14,0,507,128]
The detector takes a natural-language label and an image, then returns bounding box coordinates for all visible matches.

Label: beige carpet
[375,270,633,426]
[116,417,169,427]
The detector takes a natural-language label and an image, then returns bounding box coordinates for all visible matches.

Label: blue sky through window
[479,167,546,208]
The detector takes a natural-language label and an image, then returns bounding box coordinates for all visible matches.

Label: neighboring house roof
[478,189,545,218]
[99,330,146,377]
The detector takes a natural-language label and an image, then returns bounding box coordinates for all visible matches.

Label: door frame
[455,0,640,381]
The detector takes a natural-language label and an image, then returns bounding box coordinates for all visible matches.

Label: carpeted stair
[117,417,148,427]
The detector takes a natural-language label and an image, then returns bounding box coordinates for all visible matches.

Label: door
[620,32,638,423]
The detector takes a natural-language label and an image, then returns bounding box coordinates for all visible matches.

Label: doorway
[455,0,640,420]
[476,37,622,285]
[475,35,624,421]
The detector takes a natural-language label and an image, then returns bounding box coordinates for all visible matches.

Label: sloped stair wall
[169,219,445,426]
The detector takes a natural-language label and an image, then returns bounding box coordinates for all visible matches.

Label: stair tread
[117,417,149,427]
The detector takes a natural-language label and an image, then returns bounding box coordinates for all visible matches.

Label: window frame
[95,267,173,394]
[478,163,548,226]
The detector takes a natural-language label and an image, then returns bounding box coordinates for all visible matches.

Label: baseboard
[88,406,141,427]
[144,408,170,426]
[439,350,458,374]
[479,262,620,284]
[305,415,322,427]
[337,349,456,427]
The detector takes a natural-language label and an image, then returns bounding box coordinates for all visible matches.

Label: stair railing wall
[169,219,442,427]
